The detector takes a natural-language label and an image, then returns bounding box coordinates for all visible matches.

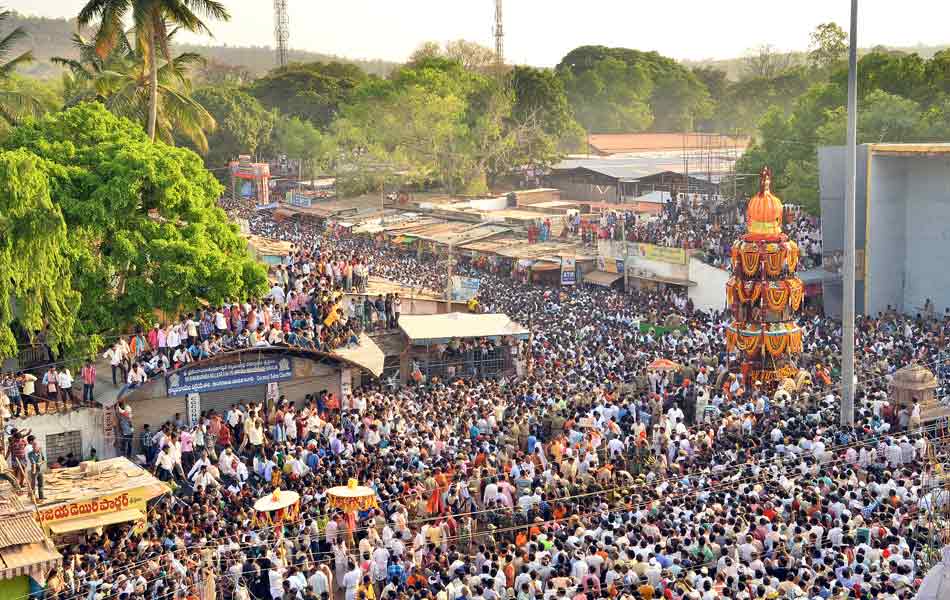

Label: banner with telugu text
[36,486,157,524]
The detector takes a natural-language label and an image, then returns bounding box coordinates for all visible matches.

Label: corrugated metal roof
[459,236,523,252]
[0,514,48,549]
[0,485,25,516]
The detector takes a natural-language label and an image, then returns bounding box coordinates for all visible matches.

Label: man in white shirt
[371,545,390,584]
[126,363,146,387]
[192,465,218,492]
[57,368,75,409]
[270,283,286,306]
[155,445,176,482]
[307,565,329,597]
[342,563,362,600]
[268,564,285,600]
[103,343,127,386]
[188,449,213,480]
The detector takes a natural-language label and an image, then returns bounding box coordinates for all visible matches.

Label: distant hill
[2,11,399,79]
[684,44,950,80]
[4,11,949,82]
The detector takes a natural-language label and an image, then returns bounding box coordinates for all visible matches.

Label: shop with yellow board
[30,457,169,544]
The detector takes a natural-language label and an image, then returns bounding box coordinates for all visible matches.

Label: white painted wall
[688,257,730,312]
[12,408,114,463]
[467,197,508,211]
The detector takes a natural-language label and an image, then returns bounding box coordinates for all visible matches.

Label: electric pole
[446,243,454,312]
[841,0,858,426]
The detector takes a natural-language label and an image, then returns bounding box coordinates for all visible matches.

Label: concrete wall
[818,145,870,316]
[866,156,908,315]
[467,197,508,211]
[688,258,729,312]
[14,408,114,462]
[855,153,950,316]
[900,155,950,314]
[343,294,447,316]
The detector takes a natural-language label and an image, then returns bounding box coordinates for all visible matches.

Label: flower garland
[763,333,789,356]
[788,278,804,311]
[736,281,761,304]
[764,251,785,276]
[786,241,799,272]
[765,283,790,311]
[740,249,760,276]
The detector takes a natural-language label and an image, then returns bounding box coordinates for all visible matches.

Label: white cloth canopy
[917,545,950,600]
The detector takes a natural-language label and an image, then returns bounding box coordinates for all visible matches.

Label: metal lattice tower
[493,0,504,65]
[274,0,289,68]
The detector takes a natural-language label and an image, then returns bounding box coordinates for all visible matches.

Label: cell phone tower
[493,0,504,65]
[274,0,290,68]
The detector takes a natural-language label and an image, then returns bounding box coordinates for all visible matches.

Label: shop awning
[584,270,623,287]
[629,273,697,287]
[48,509,145,535]
[0,543,62,580]
[331,333,386,377]
[399,313,529,344]
[530,262,561,271]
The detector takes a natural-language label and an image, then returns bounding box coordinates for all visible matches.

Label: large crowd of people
[581,196,823,271]
[6,199,950,600]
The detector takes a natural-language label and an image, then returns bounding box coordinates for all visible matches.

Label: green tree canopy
[0,149,80,357]
[1,103,267,358]
[509,65,585,154]
[330,57,566,194]
[191,86,275,168]
[273,115,331,181]
[808,22,848,71]
[248,61,369,130]
[555,45,710,133]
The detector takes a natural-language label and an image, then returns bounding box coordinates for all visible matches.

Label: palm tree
[0,8,36,124]
[77,0,229,142]
[54,29,216,153]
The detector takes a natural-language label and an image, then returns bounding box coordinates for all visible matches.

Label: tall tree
[807,22,848,71]
[817,90,923,144]
[191,87,274,167]
[77,0,230,142]
[272,115,330,181]
[248,61,368,130]
[409,40,498,72]
[3,102,267,352]
[0,149,81,358]
[0,8,36,124]
[556,46,710,134]
[55,30,217,152]
[743,44,794,80]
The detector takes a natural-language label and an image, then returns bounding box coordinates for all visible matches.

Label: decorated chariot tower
[725,166,804,390]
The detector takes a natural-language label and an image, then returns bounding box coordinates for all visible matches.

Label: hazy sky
[13,0,950,66]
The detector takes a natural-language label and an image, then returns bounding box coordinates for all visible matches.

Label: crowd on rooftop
[573,196,822,271]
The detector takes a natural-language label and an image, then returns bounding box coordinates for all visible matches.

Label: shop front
[33,457,169,544]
